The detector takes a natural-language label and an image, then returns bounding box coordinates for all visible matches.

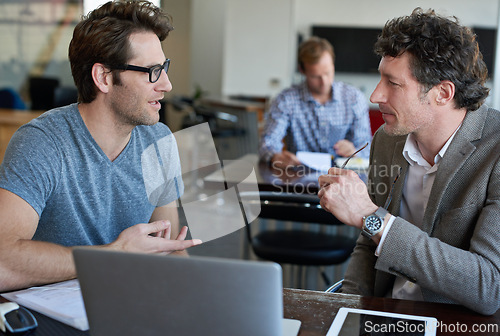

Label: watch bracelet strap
[361,207,389,238]
[374,207,389,219]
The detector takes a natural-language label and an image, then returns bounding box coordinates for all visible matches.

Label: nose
[156,70,172,92]
[370,81,384,105]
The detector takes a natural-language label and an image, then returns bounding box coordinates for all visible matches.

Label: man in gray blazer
[318,8,499,315]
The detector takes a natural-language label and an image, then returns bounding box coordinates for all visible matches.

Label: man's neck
[310,87,332,105]
[78,102,134,162]
[413,108,466,165]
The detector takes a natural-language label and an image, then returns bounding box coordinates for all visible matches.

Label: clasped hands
[318,167,378,229]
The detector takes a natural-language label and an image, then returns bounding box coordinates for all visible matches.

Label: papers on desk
[334,157,369,170]
[296,151,369,172]
[296,151,333,173]
[1,279,89,331]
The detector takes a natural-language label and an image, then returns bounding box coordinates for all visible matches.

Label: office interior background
[2,0,499,119]
[1,0,499,289]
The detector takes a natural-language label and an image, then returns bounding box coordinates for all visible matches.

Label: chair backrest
[240,191,356,284]
[241,191,342,225]
[29,77,60,110]
[369,109,384,135]
[0,88,26,110]
[240,190,344,247]
[53,86,78,108]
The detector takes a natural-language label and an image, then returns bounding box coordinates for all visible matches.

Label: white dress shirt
[375,127,460,300]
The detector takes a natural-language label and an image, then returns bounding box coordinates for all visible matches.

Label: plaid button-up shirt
[259,81,372,163]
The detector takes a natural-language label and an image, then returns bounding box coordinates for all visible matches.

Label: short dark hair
[69,0,174,103]
[298,36,335,71]
[374,8,489,112]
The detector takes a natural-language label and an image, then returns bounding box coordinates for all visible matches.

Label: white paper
[296,151,333,173]
[1,279,89,331]
[334,157,370,170]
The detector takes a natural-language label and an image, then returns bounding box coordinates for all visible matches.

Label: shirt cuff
[375,215,396,256]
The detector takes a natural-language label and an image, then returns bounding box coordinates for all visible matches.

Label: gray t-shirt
[0,104,183,246]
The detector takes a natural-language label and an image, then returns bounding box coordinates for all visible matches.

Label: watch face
[365,215,382,231]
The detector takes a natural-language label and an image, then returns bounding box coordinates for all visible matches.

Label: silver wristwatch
[361,207,388,238]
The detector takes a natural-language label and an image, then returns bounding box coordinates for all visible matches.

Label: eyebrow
[381,71,403,83]
[130,60,166,67]
[151,60,167,67]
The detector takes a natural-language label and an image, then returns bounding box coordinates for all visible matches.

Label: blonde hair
[298,36,335,71]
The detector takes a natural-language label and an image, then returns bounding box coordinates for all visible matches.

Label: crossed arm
[0,188,201,292]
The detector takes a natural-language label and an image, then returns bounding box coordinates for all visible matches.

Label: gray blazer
[341,104,500,315]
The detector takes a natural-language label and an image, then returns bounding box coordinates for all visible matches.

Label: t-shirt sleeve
[0,124,61,216]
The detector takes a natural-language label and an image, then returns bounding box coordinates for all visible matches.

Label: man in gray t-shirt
[0,104,184,247]
[0,1,201,292]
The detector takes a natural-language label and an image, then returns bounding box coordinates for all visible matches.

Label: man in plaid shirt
[259,37,372,169]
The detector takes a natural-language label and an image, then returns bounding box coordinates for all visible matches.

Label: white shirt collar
[402,124,462,168]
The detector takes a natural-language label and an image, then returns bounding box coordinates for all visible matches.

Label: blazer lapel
[421,106,487,234]
[387,140,408,215]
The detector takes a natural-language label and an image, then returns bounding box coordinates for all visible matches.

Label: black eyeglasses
[340,142,369,169]
[111,59,170,83]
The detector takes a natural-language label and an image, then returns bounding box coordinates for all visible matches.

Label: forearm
[0,227,194,292]
[150,201,181,237]
[259,101,288,162]
[0,239,75,292]
[259,132,283,163]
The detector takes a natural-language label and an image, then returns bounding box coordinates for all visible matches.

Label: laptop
[73,248,301,336]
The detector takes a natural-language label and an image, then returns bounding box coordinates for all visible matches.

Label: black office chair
[168,96,245,137]
[0,88,26,110]
[29,77,60,111]
[53,86,78,108]
[240,191,357,288]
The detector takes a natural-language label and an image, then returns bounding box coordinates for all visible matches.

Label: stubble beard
[110,91,159,127]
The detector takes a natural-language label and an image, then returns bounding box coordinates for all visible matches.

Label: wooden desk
[284,289,499,336]
[0,108,44,163]
[201,96,268,123]
[2,289,498,335]
[201,96,268,145]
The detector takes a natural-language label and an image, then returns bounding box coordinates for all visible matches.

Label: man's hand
[318,167,377,228]
[334,140,357,157]
[108,221,202,255]
[271,150,302,169]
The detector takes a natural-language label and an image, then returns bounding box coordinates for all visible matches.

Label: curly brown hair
[69,0,173,103]
[374,8,489,112]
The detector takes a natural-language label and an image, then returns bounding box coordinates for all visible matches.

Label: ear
[91,63,113,94]
[434,80,455,106]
